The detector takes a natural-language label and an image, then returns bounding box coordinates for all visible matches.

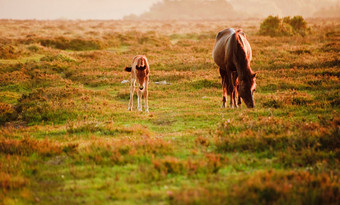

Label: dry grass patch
[169,170,340,205]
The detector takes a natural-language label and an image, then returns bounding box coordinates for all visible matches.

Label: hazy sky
[0,0,338,20]
[0,0,161,20]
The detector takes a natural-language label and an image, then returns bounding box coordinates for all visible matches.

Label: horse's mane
[232,29,250,79]
[234,29,246,59]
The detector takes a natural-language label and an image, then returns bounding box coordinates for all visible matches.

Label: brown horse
[212,28,257,108]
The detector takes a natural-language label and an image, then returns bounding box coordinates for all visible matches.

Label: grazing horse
[124,55,150,112]
[212,28,257,108]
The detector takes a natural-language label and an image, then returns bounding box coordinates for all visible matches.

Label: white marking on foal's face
[138,82,144,91]
[136,69,146,91]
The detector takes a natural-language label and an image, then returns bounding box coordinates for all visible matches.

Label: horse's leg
[231,71,238,108]
[223,76,228,108]
[233,88,238,108]
[128,79,135,111]
[231,89,236,108]
[226,68,233,108]
[220,67,227,108]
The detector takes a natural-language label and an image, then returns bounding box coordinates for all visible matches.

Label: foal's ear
[124,67,132,72]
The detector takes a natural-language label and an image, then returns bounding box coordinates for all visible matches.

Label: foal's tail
[124,67,132,72]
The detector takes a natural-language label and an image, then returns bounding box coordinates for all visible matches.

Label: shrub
[259,16,282,36]
[40,54,75,62]
[153,157,185,175]
[15,88,80,124]
[0,137,73,156]
[229,170,340,205]
[27,44,41,52]
[39,37,103,51]
[0,103,18,125]
[169,170,340,205]
[0,172,27,191]
[259,15,309,37]
[290,16,308,31]
[215,117,340,167]
[0,45,21,59]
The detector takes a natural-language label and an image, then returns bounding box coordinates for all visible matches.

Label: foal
[124,55,150,112]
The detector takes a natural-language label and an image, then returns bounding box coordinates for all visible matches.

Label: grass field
[0,19,339,204]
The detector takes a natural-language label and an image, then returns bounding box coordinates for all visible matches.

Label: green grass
[0,54,44,64]
[0,19,339,204]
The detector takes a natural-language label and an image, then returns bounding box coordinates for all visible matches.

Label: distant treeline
[124,0,238,20]
[124,0,340,20]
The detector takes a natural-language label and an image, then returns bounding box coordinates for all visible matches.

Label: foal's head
[238,72,257,108]
[136,65,148,90]
[135,58,149,90]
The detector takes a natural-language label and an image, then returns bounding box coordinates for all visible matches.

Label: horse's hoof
[145,109,149,113]
[128,107,132,111]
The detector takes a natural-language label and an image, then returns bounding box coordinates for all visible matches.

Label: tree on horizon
[124,0,239,20]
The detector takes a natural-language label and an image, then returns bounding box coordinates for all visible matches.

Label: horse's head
[238,72,257,108]
[136,65,148,90]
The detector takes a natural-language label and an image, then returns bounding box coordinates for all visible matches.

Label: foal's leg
[144,80,149,112]
[128,79,135,111]
[137,89,143,111]
[144,89,149,112]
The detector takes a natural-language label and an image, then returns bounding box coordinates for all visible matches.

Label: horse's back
[213,28,252,68]
[213,28,235,68]
[216,28,235,41]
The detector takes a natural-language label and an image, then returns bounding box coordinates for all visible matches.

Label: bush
[27,44,41,52]
[170,170,340,205]
[0,137,77,156]
[215,117,340,168]
[40,54,75,62]
[0,45,21,59]
[39,37,103,51]
[229,170,340,205]
[284,16,308,36]
[15,88,80,124]
[259,16,282,36]
[259,15,309,37]
[0,103,18,125]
